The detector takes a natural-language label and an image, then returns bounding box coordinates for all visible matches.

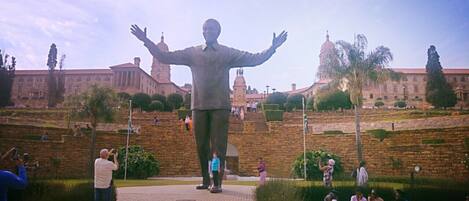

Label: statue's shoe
[210,187,222,193]
[195,184,209,190]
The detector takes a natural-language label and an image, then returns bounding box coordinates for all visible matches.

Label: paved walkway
[117,185,255,201]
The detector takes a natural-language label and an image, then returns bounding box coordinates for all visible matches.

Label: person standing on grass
[94,149,118,201]
[209,151,221,193]
[319,159,335,188]
[357,161,368,187]
[257,157,267,185]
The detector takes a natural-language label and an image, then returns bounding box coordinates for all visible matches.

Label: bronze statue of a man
[131,19,287,193]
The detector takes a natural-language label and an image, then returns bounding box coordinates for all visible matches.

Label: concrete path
[117,185,255,201]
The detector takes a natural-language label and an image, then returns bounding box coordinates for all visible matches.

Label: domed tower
[317,31,337,80]
[151,32,171,83]
[232,69,247,108]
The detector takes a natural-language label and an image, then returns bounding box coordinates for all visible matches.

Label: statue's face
[203,20,221,44]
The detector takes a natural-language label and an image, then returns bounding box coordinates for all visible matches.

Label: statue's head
[203,19,221,44]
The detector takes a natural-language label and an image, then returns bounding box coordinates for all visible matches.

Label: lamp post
[266,85,270,95]
[272,88,276,93]
[402,86,406,100]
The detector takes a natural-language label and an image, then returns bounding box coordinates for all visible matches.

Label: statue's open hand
[131,24,148,42]
[272,31,288,49]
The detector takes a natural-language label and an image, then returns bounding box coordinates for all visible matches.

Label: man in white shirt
[94,149,118,201]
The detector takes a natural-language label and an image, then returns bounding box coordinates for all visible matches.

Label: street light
[266,85,270,95]
[402,86,406,100]
[272,88,276,93]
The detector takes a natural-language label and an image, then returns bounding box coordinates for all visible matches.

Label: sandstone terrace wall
[1,122,468,181]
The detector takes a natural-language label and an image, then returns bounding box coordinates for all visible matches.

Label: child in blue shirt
[209,151,221,193]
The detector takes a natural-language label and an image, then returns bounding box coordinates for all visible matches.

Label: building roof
[109,62,138,68]
[14,69,112,75]
[391,67,469,75]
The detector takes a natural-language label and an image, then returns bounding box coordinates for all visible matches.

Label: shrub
[10,181,116,201]
[316,90,352,111]
[117,92,131,101]
[148,100,164,111]
[151,93,168,111]
[464,137,469,150]
[183,93,191,109]
[114,145,159,179]
[167,93,183,111]
[323,130,344,135]
[286,94,305,112]
[374,101,384,108]
[422,139,445,144]
[394,100,407,108]
[292,150,343,180]
[367,129,392,142]
[264,110,283,121]
[255,180,301,201]
[266,92,288,110]
[132,93,151,110]
[177,108,191,120]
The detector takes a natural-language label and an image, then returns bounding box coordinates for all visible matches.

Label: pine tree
[0,50,16,107]
[47,43,58,107]
[425,45,457,108]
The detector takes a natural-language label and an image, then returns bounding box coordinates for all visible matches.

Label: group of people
[231,106,245,120]
[181,115,193,133]
[324,188,408,201]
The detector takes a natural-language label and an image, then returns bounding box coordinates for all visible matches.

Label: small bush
[264,110,283,121]
[177,108,191,120]
[367,129,392,142]
[24,135,42,140]
[323,130,344,135]
[422,139,445,144]
[464,138,469,150]
[263,104,279,110]
[114,145,159,179]
[374,101,384,108]
[394,100,407,108]
[255,180,301,201]
[10,181,116,201]
[292,150,343,180]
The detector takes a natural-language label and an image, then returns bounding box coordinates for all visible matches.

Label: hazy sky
[1,0,468,92]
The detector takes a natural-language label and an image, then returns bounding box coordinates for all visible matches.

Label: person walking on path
[94,149,118,201]
[257,157,267,185]
[319,159,335,188]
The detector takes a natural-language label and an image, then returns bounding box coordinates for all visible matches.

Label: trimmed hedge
[367,129,392,142]
[264,110,283,121]
[263,104,280,111]
[422,139,445,144]
[323,130,344,135]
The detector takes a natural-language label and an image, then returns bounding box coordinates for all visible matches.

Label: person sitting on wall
[350,188,367,201]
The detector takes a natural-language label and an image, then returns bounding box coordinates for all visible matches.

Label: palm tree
[325,34,400,162]
[65,85,117,178]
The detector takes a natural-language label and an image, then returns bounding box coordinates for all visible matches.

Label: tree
[394,100,407,108]
[325,34,400,162]
[167,93,184,110]
[266,92,288,110]
[132,93,152,111]
[56,54,66,103]
[148,100,164,111]
[0,50,16,107]
[151,93,168,110]
[316,90,352,111]
[425,45,457,108]
[292,150,343,180]
[183,93,191,109]
[65,85,117,178]
[47,43,58,107]
[285,94,305,111]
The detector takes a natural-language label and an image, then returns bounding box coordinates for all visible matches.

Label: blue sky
[1,0,468,92]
